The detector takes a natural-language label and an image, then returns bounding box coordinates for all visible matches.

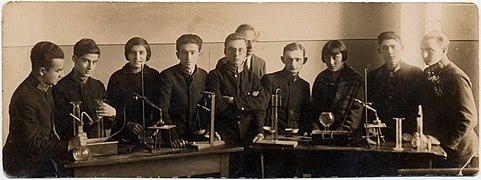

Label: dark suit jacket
[3,74,69,177]
[206,62,266,147]
[423,58,478,163]
[310,65,365,134]
[158,64,208,141]
[215,54,266,78]
[368,62,424,140]
[53,70,112,140]
[261,69,311,134]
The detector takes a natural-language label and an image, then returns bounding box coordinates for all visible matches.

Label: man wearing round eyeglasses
[206,32,266,177]
[216,24,267,78]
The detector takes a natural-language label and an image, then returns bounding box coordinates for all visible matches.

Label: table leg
[220,153,230,177]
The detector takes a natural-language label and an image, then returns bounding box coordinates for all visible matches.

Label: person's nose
[136,53,142,60]
[235,50,242,56]
[187,53,193,61]
[87,61,92,70]
[388,47,394,54]
[329,58,336,65]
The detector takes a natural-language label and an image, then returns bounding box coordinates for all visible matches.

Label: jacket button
[241,107,245,111]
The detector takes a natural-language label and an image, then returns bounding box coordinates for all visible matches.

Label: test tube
[393,117,404,151]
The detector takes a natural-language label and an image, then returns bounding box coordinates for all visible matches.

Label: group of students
[3,24,478,177]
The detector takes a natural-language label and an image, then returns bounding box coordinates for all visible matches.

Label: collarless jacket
[52,70,111,140]
[368,62,424,140]
[261,70,311,134]
[158,64,208,141]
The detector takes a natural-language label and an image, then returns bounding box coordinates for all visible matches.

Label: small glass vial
[414,132,421,151]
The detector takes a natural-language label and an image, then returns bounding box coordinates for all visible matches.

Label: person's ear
[176,52,181,60]
[39,67,46,77]
[280,56,285,64]
[377,47,381,54]
[303,57,308,64]
[224,48,227,56]
[72,55,77,63]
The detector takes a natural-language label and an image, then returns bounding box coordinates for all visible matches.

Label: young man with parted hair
[261,42,311,135]
[418,31,478,168]
[158,34,208,148]
[3,41,87,177]
[53,38,117,141]
[260,42,311,177]
[367,31,424,141]
[216,24,267,78]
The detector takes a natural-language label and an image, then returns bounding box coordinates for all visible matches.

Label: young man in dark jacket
[3,41,87,177]
[158,34,208,147]
[53,38,116,140]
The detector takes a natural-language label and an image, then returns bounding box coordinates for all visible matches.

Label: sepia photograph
[1,1,479,178]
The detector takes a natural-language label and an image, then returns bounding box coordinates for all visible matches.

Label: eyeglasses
[226,48,247,54]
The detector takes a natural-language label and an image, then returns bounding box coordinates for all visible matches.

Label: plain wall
[2,2,478,144]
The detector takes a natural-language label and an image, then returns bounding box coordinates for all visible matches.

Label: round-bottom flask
[73,146,91,161]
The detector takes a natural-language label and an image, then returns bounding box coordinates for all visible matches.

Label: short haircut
[30,41,64,71]
[423,31,450,49]
[283,42,306,57]
[176,34,203,52]
[124,37,151,61]
[377,31,402,46]
[321,40,348,63]
[74,38,100,58]
[224,33,247,48]
[235,24,256,35]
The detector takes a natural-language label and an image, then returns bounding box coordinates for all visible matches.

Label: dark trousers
[229,147,262,178]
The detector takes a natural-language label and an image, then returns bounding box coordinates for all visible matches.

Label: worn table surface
[253,135,446,158]
[65,145,243,168]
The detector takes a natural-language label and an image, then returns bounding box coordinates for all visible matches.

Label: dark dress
[3,74,70,177]
[53,70,113,140]
[368,61,424,140]
[310,64,364,134]
[107,63,161,143]
[423,58,479,167]
[158,64,208,141]
[261,69,311,135]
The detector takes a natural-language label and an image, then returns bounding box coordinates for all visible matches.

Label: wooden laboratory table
[64,145,243,177]
[251,136,447,177]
